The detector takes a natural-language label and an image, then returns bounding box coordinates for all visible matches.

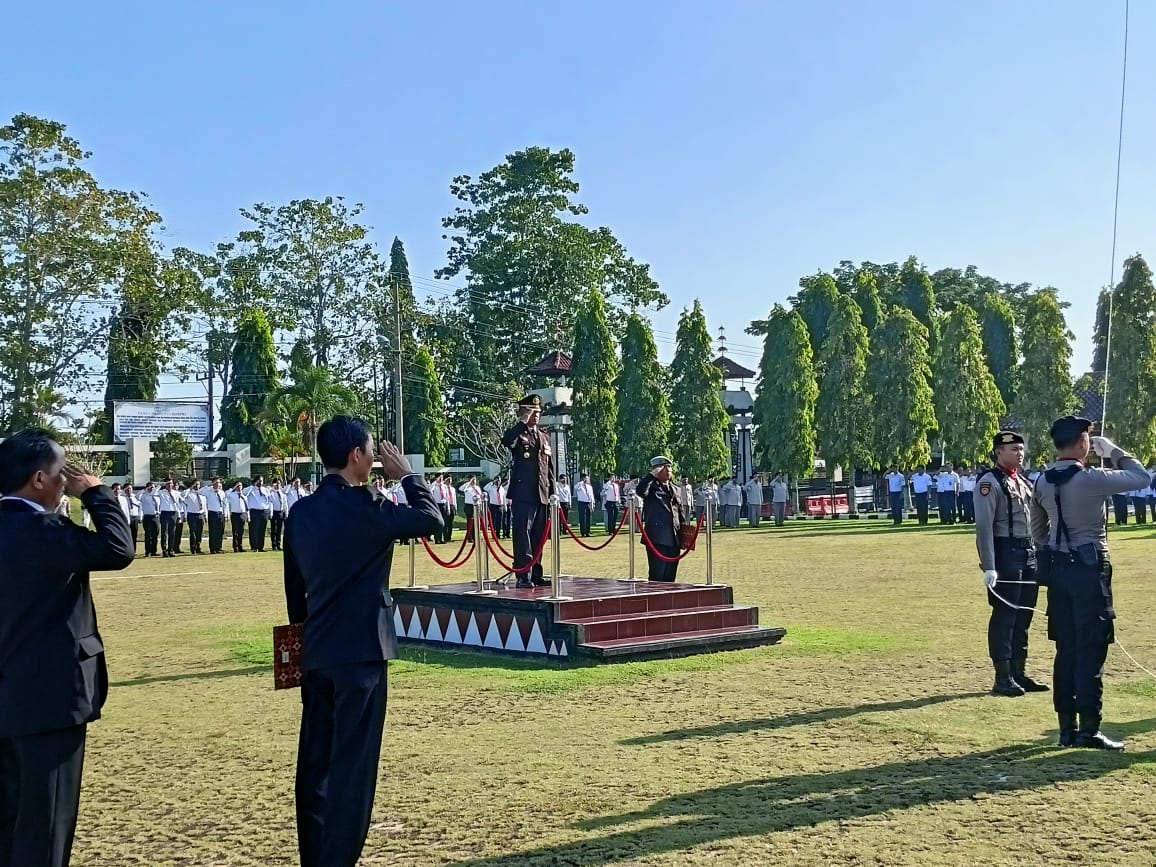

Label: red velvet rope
[635,512,705,563]
[483,511,515,559]
[482,511,552,574]
[419,534,475,569]
[559,505,630,550]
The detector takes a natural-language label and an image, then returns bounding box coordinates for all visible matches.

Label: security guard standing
[501,395,555,588]
[975,431,1047,697]
[1030,416,1151,750]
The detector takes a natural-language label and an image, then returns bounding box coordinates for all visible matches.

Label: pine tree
[864,307,935,468]
[752,305,817,478]
[1014,289,1076,459]
[976,293,1019,408]
[896,255,939,351]
[851,270,883,334]
[791,272,841,357]
[615,313,671,473]
[570,288,620,477]
[670,301,730,480]
[1091,287,1111,375]
[220,310,279,453]
[1105,254,1156,458]
[389,236,421,353]
[404,345,448,466]
[816,295,871,489]
[934,307,1006,465]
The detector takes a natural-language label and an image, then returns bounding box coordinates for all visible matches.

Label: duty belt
[995,536,1034,550]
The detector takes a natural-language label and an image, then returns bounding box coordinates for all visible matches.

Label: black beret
[993,430,1024,449]
[1049,415,1093,443]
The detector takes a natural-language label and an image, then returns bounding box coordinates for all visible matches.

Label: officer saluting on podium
[501,395,555,588]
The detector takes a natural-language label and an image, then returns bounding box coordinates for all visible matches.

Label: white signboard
[113,401,210,444]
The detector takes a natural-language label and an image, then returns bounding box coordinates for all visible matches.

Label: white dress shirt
[243,484,273,513]
[226,490,248,516]
[556,482,572,505]
[206,489,229,514]
[483,481,506,507]
[911,473,932,494]
[575,481,594,504]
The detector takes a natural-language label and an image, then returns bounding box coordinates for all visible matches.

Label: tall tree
[751,305,817,478]
[0,114,162,431]
[1104,254,1156,459]
[896,256,939,351]
[616,313,671,473]
[219,310,279,454]
[789,272,840,356]
[850,270,883,334]
[976,292,1019,407]
[1014,289,1076,458]
[265,363,359,482]
[570,289,620,477]
[1091,287,1111,375]
[934,307,1006,465]
[864,308,935,468]
[816,295,871,496]
[670,301,730,480]
[403,345,448,467]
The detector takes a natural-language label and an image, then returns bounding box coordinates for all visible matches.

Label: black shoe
[515,578,532,589]
[991,660,1025,697]
[531,576,550,587]
[1074,715,1125,751]
[1057,713,1078,747]
[1012,657,1050,692]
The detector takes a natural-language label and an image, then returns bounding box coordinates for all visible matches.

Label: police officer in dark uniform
[501,395,555,589]
[1030,416,1151,750]
[975,431,1047,697]
[634,456,685,582]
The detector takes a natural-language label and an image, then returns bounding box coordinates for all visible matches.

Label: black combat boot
[1057,713,1078,747]
[1011,657,1050,692]
[991,660,1025,697]
[1073,715,1125,751]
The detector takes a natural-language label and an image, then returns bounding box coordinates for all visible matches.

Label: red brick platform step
[391,578,786,663]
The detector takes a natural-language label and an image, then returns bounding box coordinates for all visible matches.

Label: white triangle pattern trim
[505,619,526,653]
[463,613,483,646]
[482,614,504,649]
[547,641,558,656]
[393,607,405,635]
[406,607,423,640]
[558,642,568,658]
[425,610,444,643]
[444,612,464,645]
[526,620,548,654]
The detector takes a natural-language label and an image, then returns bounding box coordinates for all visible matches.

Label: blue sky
[5,1,1150,405]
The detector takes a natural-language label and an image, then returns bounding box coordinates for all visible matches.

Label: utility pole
[393,274,405,454]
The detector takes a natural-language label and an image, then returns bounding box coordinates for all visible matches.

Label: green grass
[79,519,1156,866]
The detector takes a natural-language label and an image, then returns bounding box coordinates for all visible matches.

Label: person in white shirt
[225,482,249,552]
[601,477,621,534]
[484,475,508,538]
[573,474,595,537]
[721,477,743,528]
[1148,467,1156,523]
[121,483,142,549]
[910,467,933,525]
[157,479,183,558]
[242,476,273,552]
[386,479,408,507]
[302,481,314,496]
[430,474,452,544]
[679,477,694,513]
[459,475,483,525]
[743,476,763,527]
[770,473,790,526]
[270,479,290,550]
[205,478,229,554]
[556,474,572,521]
[183,481,208,554]
[140,482,161,556]
[884,465,907,525]
[285,478,302,511]
[935,464,960,525]
[958,467,978,524]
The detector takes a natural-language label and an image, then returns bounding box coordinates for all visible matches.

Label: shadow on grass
[454,730,1156,867]
[620,691,987,746]
[763,522,975,539]
[110,665,270,688]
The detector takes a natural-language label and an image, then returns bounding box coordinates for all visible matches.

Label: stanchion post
[406,537,427,590]
[704,497,715,586]
[467,494,497,596]
[620,494,638,582]
[544,495,571,601]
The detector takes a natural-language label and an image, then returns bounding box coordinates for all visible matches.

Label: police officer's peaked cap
[992,430,1025,449]
[650,455,673,468]
[1049,415,1093,443]
[517,394,542,409]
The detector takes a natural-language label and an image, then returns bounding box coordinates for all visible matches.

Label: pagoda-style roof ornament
[712,354,756,381]
[522,350,572,378]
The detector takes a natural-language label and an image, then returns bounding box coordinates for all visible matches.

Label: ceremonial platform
[390,578,786,662]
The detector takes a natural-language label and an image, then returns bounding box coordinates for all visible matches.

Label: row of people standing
[883,465,981,526]
[1108,468,1156,525]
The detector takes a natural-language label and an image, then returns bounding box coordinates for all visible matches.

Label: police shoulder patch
[979,482,993,496]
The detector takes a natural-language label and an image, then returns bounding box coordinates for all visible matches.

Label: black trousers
[986,553,1037,662]
[0,723,86,867]
[511,500,546,581]
[646,541,680,582]
[159,512,177,555]
[231,514,247,551]
[604,502,619,534]
[249,511,269,552]
[187,514,205,553]
[1132,497,1148,525]
[560,503,570,523]
[437,506,453,543]
[1048,556,1114,718]
[1111,494,1129,525]
[937,492,957,524]
[271,512,286,550]
[128,518,140,548]
[142,515,159,555]
[914,492,929,524]
[959,491,975,523]
[207,512,225,553]
[296,663,388,867]
[888,491,904,524]
[577,501,592,536]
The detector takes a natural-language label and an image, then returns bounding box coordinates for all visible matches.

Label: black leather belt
[995,536,1034,550]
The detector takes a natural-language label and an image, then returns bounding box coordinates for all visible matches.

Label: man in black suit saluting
[283,416,442,867]
[0,428,135,867]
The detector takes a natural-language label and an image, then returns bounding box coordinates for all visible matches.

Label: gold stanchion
[543,495,571,601]
[467,496,496,596]
[406,537,427,590]
[619,494,639,581]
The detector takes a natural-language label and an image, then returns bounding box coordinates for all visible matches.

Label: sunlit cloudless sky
[5,0,1149,404]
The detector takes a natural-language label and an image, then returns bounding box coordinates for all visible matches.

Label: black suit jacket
[502,422,556,505]
[635,474,684,549]
[283,473,443,671]
[0,487,135,738]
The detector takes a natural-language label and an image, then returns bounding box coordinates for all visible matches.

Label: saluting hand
[377,441,413,480]
[1090,436,1119,458]
[62,464,102,497]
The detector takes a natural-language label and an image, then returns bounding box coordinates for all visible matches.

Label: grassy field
[75,519,1156,866]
